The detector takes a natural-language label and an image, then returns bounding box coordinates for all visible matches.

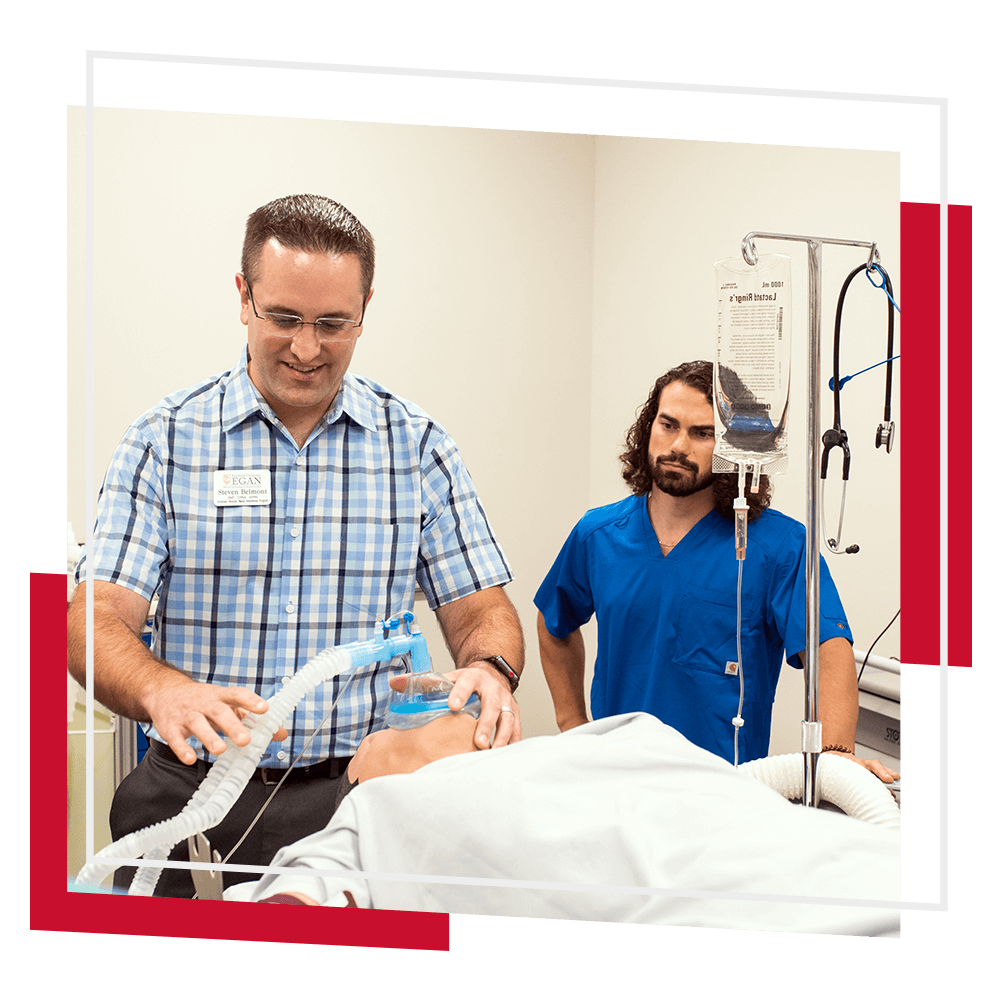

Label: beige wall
[69,109,899,751]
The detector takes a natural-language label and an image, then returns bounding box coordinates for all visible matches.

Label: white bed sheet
[243,713,900,935]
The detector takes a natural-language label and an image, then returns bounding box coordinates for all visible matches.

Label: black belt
[256,758,351,785]
[149,740,350,785]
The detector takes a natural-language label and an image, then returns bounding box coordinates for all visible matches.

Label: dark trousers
[110,740,352,897]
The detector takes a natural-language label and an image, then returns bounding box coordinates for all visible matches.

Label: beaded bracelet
[822,744,852,754]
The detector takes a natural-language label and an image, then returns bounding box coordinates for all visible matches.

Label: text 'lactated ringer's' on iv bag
[713,254,792,478]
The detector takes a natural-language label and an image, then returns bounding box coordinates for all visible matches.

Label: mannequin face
[347,711,480,783]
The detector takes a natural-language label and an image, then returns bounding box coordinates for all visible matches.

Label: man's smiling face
[238,238,369,432]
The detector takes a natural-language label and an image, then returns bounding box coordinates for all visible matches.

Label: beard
[649,452,715,498]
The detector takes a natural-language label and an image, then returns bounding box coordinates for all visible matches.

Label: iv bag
[713,254,792,478]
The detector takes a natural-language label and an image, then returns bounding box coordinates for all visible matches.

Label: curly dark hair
[620,360,772,521]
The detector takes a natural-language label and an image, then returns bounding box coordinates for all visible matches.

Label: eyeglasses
[246,284,366,340]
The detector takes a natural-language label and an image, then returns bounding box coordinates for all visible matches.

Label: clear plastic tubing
[75,625,430,894]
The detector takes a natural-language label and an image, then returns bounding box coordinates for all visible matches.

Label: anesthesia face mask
[383,672,482,731]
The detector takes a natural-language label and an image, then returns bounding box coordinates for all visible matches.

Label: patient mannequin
[259,711,481,906]
[347,710,480,782]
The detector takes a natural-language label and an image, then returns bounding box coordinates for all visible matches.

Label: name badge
[213,470,272,506]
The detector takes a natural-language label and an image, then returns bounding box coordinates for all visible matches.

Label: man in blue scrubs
[535,361,898,780]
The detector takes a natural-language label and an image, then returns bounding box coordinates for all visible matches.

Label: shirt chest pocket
[671,582,764,675]
[169,501,275,570]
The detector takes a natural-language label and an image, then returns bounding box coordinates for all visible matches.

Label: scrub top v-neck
[534,494,852,760]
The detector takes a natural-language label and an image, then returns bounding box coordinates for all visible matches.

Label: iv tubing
[731,466,749,766]
[732,557,745,767]
[75,624,431,894]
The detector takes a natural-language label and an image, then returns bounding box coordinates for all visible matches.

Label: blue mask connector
[384,672,482,731]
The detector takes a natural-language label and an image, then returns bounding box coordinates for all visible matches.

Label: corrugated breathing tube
[75,618,430,894]
[738,752,899,827]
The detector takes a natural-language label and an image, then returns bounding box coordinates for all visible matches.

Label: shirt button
[281,675,292,685]
[286,603,295,613]
[276,751,287,761]
[296,457,305,466]
[290,528,300,538]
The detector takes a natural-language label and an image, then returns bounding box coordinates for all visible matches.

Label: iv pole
[740,231,879,808]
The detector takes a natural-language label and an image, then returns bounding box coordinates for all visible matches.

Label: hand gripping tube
[75,617,430,894]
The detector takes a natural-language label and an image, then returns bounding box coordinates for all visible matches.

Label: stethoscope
[821,254,899,556]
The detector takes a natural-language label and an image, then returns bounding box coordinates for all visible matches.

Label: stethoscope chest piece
[875,420,895,454]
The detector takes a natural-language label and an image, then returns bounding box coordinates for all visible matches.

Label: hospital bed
[74,620,899,935]
[232,713,900,936]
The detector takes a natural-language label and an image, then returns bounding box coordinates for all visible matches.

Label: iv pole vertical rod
[804,239,822,808]
[740,231,876,808]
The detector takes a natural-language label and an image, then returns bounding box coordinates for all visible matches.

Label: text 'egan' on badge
[213,470,273,507]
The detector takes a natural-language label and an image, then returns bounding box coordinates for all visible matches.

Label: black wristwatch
[480,654,520,693]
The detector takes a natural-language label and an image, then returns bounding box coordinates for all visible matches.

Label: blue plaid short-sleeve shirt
[79,350,513,764]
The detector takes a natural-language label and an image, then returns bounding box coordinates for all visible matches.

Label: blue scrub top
[534,496,852,761]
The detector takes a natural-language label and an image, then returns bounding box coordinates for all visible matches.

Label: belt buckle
[259,767,281,786]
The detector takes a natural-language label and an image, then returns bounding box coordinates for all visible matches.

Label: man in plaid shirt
[68,194,524,896]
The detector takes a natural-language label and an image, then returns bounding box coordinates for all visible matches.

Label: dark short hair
[620,360,772,521]
[241,194,375,300]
